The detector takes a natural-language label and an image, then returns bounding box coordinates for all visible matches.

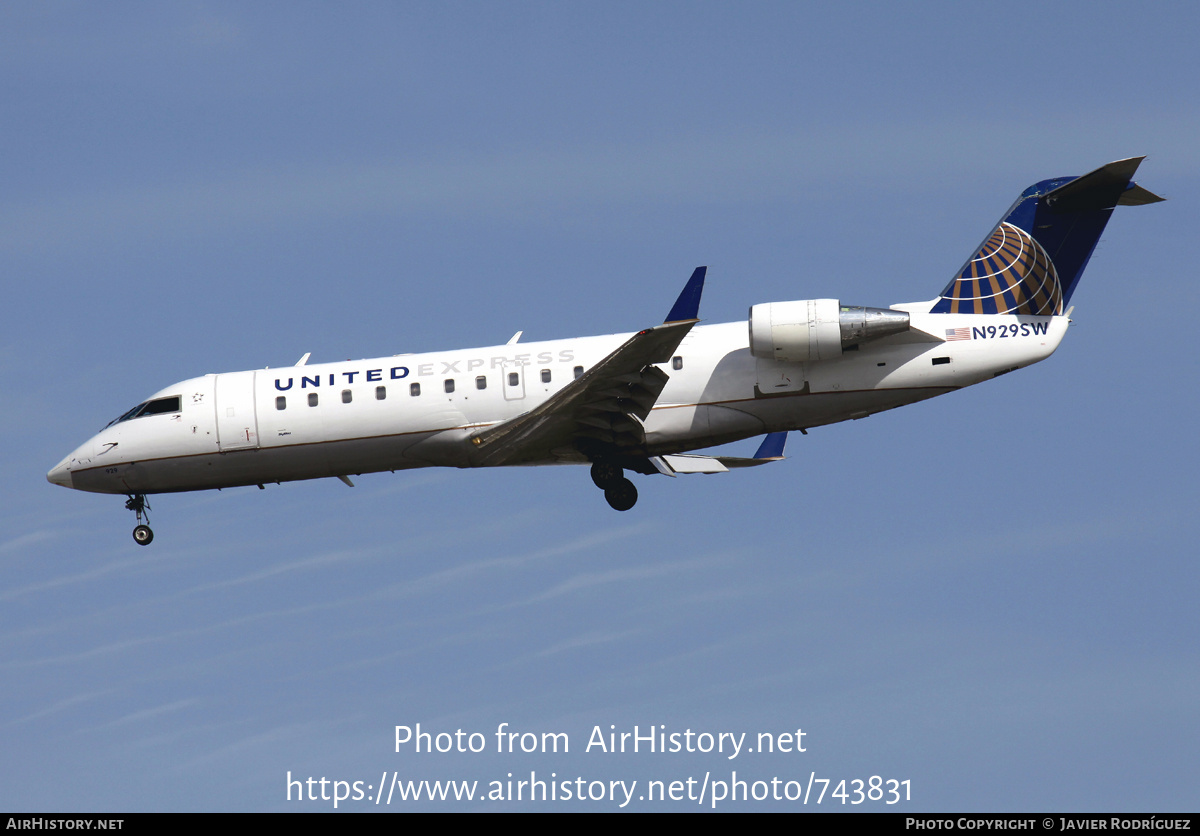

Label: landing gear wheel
[603,478,638,512]
[590,460,622,489]
[125,494,154,546]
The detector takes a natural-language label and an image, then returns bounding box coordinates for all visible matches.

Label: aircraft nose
[47,456,74,489]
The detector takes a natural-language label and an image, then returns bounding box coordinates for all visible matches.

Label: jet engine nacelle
[748,299,910,363]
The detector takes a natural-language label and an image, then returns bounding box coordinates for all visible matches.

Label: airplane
[47,158,1162,545]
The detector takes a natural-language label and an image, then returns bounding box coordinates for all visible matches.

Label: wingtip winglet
[753,431,787,460]
[664,266,707,323]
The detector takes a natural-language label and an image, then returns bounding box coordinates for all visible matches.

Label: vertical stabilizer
[931,158,1163,314]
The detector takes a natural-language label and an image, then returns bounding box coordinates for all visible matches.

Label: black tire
[590,461,622,489]
[603,478,638,512]
[133,525,154,546]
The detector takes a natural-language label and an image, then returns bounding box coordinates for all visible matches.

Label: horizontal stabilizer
[1042,156,1146,213]
[1118,183,1166,206]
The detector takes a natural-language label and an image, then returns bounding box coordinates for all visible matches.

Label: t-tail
[930,157,1164,315]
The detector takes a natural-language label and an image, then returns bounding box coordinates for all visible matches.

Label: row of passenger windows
[274,365,590,410]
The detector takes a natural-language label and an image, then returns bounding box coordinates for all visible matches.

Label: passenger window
[574,366,584,379]
[476,376,487,390]
[308,393,319,407]
[410,382,421,396]
[276,396,286,410]
[672,356,683,370]
[342,389,352,404]
[376,386,386,400]
[508,372,519,387]
[444,379,455,393]
[540,369,551,383]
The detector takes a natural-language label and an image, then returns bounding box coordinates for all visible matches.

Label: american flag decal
[945,327,972,341]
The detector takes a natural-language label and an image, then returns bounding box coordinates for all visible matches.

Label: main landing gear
[125,494,154,546]
[590,461,638,512]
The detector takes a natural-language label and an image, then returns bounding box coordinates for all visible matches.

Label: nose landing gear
[125,494,154,546]
[590,461,638,512]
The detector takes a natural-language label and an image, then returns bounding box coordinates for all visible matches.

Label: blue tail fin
[931,158,1163,315]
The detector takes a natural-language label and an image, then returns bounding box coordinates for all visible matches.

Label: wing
[650,431,788,475]
[466,268,706,468]
[467,319,694,466]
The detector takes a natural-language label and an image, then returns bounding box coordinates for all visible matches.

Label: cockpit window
[108,395,182,427]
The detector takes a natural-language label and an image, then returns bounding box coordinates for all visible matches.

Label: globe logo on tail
[936,222,1062,316]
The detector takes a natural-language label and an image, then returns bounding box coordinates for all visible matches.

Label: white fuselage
[47,308,1068,496]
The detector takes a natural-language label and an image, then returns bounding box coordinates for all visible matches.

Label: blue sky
[3,1,1197,811]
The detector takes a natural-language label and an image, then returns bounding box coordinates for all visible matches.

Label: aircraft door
[503,362,526,401]
[214,371,260,451]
